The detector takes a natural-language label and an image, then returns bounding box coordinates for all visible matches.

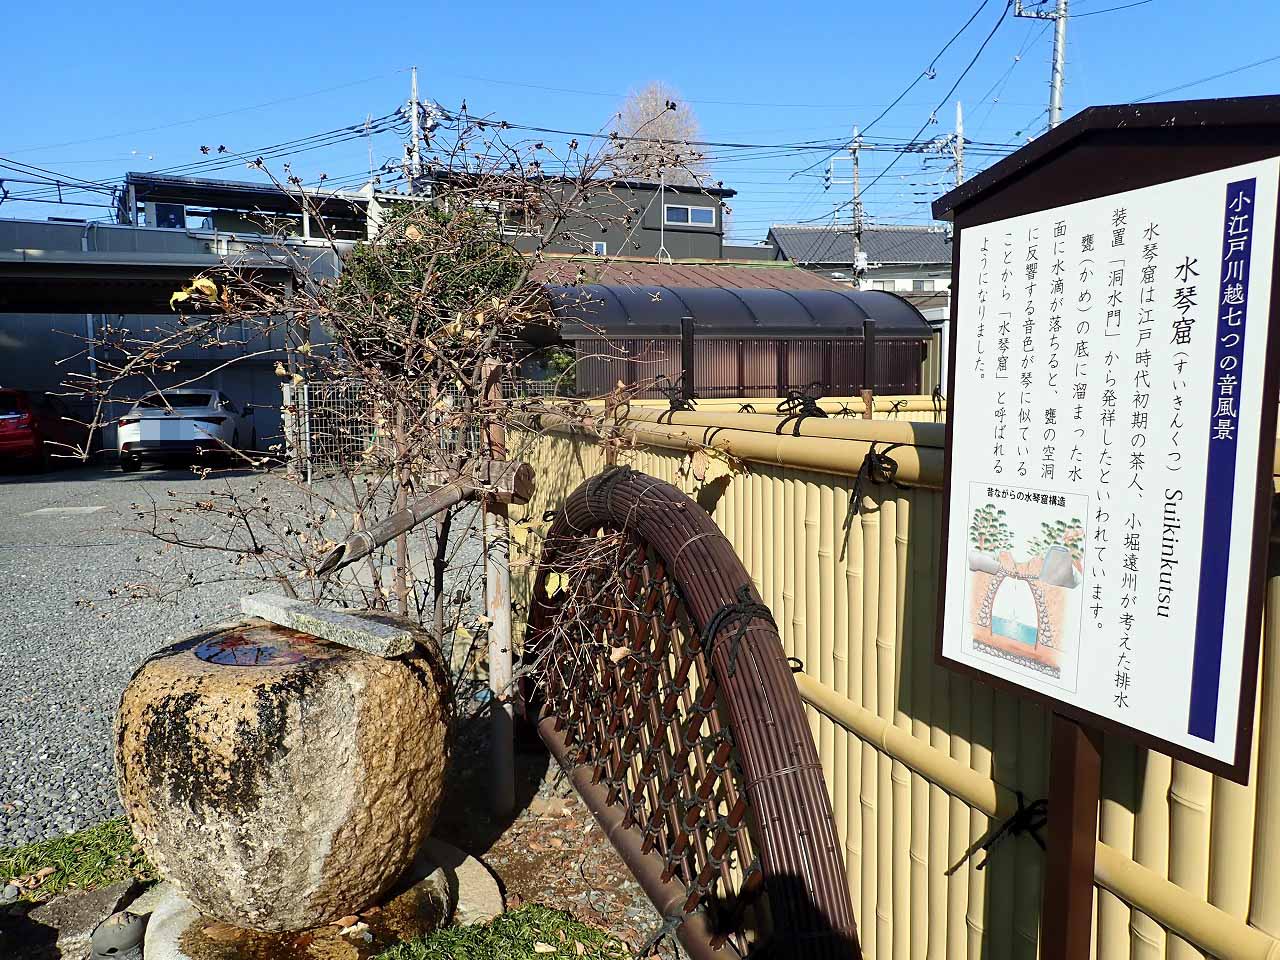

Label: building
[487,178,737,261]
[545,283,936,399]
[766,223,952,321]
[0,172,426,452]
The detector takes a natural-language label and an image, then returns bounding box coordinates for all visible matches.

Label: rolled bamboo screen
[507,403,1280,960]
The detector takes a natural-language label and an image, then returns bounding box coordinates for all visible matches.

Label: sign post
[932,97,1280,958]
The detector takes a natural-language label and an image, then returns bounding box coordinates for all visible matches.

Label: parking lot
[0,463,257,847]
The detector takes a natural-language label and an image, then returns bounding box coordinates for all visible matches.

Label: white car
[117,389,250,472]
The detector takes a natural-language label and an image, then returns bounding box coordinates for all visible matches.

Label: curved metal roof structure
[545,284,933,339]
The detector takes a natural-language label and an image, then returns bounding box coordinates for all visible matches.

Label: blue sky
[2,0,1278,241]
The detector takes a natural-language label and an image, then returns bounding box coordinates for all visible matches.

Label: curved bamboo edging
[793,672,1280,960]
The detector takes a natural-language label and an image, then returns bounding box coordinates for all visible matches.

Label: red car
[0,389,90,471]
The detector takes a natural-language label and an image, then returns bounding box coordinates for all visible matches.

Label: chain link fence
[282,378,565,483]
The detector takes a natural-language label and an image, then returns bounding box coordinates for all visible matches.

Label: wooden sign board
[936,155,1280,783]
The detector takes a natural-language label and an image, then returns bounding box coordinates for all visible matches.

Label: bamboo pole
[605,401,947,448]
[1209,703,1259,923]
[805,476,822,744]
[862,499,882,959]
[878,497,899,959]
[1251,567,1280,939]
[1168,759,1215,960]
[794,672,1280,960]
[925,488,952,960]
[833,479,853,866]
[845,475,866,919]
[949,672,974,960]
[782,474,797,664]
[1129,750,1172,959]
[885,499,916,960]
[760,472,776,622]
[819,482,838,813]
[1013,700,1047,959]
[1097,741,1137,960]
[966,677,994,958]
[527,412,945,488]
[908,491,933,960]
[988,690,1018,960]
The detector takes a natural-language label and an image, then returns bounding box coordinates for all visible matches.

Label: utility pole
[407,65,422,190]
[954,101,965,186]
[851,127,865,288]
[1015,0,1070,129]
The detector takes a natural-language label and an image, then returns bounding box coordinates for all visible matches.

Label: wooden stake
[483,359,516,818]
[1041,712,1102,960]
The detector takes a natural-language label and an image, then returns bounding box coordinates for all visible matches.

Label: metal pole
[851,127,864,289]
[408,66,422,186]
[861,318,877,419]
[1049,0,1069,129]
[1015,0,1070,131]
[680,316,695,405]
[482,360,515,818]
[955,101,965,185]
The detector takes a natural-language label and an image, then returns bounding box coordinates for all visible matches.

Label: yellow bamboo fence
[629,394,947,423]
[506,401,1280,960]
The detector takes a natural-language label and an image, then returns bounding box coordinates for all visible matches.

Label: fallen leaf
[533,943,557,954]
[335,915,359,927]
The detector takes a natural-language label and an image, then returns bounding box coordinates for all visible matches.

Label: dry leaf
[689,448,709,482]
[533,944,556,954]
[190,277,218,298]
[544,572,566,597]
[404,225,423,241]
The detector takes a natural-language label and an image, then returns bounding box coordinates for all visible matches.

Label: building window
[873,280,897,291]
[664,204,716,227]
[912,279,936,292]
[593,241,607,256]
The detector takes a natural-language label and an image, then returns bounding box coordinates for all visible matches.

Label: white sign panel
[941,158,1279,771]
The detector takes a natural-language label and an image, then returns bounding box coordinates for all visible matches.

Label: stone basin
[116,618,451,933]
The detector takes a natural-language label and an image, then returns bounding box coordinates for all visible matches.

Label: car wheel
[120,455,140,473]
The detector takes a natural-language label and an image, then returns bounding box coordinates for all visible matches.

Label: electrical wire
[1134,53,1280,103]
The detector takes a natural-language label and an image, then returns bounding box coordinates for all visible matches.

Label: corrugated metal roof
[531,256,842,291]
[546,284,933,339]
[767,224,952,266]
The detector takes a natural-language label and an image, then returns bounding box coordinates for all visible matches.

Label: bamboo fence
[506,399,1280,960]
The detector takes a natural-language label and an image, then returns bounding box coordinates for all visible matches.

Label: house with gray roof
[765,223,952,320]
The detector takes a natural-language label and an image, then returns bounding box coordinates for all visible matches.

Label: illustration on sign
[963,484,1086,687]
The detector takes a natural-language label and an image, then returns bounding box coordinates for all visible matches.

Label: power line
[791,0,996,179]
[1073,0,1153,15]
[0,69,410,156]
[1134,52,1280,103]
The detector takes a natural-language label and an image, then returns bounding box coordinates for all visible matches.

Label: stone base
[144,848,452,960]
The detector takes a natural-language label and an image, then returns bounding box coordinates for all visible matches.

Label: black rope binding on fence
[850,441,904,515]
[932,383,945,421]
[974,791,1048,871]
[656,374,697,413]
[701,583,777,678]
[775,382,828,422]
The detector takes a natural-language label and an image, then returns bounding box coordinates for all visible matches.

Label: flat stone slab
[3,879,140,960]
[240,594,416,658]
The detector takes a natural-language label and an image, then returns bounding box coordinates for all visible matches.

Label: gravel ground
[0,463,253,847]
[0,461,484,849]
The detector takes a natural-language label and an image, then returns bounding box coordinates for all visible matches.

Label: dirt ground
[432,706,686,959]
